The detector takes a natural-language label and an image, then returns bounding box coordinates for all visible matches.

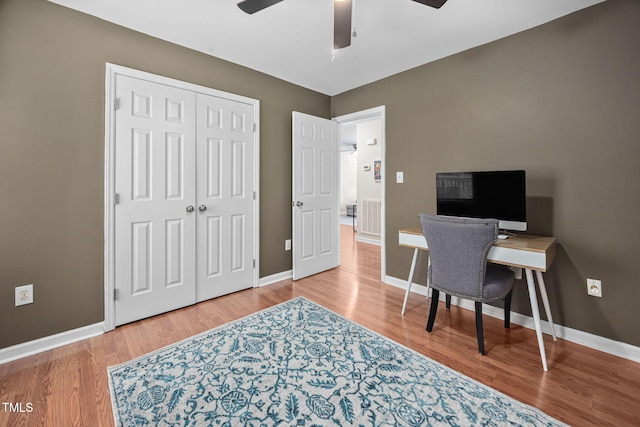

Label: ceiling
[49,0,602,96]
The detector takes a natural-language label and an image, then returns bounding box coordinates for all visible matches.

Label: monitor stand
[498,230,517,240]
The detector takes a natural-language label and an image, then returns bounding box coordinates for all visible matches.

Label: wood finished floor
[1,225,639,426]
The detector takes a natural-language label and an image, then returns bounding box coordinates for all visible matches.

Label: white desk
[399,227,558,371]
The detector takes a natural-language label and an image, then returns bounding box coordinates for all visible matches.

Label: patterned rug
[108,297,566,426]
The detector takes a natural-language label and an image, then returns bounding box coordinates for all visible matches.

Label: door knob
[186,205,195,213]
[198,205,207,212]
[296,201,304,207]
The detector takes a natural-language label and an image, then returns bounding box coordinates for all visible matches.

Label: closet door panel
[196,94,255,301]
[113,75,197,326]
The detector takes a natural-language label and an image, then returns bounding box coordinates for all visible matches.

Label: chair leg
[445,294,451,309]
[426,289,440,332]
[504,289,513,329]
[475,301,485,355]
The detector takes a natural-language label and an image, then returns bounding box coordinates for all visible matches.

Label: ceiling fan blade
[334,0,352,49]
[412,0,448,9]
[237,0,285,14]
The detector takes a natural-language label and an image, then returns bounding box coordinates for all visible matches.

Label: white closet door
[195,93,255,300]
[114,75,197,326]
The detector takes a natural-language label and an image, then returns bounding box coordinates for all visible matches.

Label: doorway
[339,118,383,245]
[334,106,386,282]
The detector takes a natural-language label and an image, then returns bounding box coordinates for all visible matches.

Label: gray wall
[332,0,640,347]
[0,0,329,348]
[2,0,639,351]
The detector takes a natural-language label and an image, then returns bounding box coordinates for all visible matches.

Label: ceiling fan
[237,0,448,49]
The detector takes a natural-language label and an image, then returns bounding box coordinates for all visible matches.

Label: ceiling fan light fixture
[238,0,447,51]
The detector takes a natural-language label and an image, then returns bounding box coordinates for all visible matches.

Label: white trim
[104,63,260,331]
[333,106,386,283]
[259,270,293,287]
[252,102,261,291]
[0,323,104,365]
[355,235,382,246]
[384,275,640,363]
[104,65,117,332]
[384,275,431,297]
[5,277,638,365]
[106,64,260,105]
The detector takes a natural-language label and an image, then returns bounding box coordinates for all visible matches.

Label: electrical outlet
[15,284,34,306]
[285,239,292,251]
[587,278,602,297]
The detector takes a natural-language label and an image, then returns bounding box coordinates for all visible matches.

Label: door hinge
[253,123,256,132]
[113,98,120,110]
[253,191,256,200]
[114,289,118,301]
[253,259,256,268]
[113,193,120,205]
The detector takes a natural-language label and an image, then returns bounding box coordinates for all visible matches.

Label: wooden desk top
[399,227,557,271]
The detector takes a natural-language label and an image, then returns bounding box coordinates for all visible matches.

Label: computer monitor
[436,170,527,232]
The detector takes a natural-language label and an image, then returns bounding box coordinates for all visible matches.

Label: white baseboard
[0,322,104,365]
[2,271,293,365]
[259,270,293,287]
[6,276,638,366]
[355,235,382,246]
[384,275,640,363]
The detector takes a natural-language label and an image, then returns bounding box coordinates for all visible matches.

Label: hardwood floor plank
[1,225,638,426]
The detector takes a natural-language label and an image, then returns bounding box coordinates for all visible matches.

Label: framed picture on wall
[374,160,382,181]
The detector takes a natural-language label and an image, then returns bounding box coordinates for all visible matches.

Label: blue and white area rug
[108,297,566,426]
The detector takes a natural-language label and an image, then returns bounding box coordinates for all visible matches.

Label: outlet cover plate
[15,284,34,306]
[587,278,602,297]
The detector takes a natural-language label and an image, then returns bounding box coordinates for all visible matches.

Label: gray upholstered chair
[419,214,515,354]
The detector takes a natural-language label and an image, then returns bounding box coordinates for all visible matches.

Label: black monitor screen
[436,170,526,230]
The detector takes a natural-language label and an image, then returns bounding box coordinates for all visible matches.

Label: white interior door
[114,75,197,326]
[110,68,258,327]
[196,93,255,300]
[292,112,340,280]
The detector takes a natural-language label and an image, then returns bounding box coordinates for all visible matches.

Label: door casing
[333,106,386,282]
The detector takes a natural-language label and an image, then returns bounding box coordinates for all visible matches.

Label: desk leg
[535,270,557,341]
[525,268,549,372]
[401,248,419,316]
